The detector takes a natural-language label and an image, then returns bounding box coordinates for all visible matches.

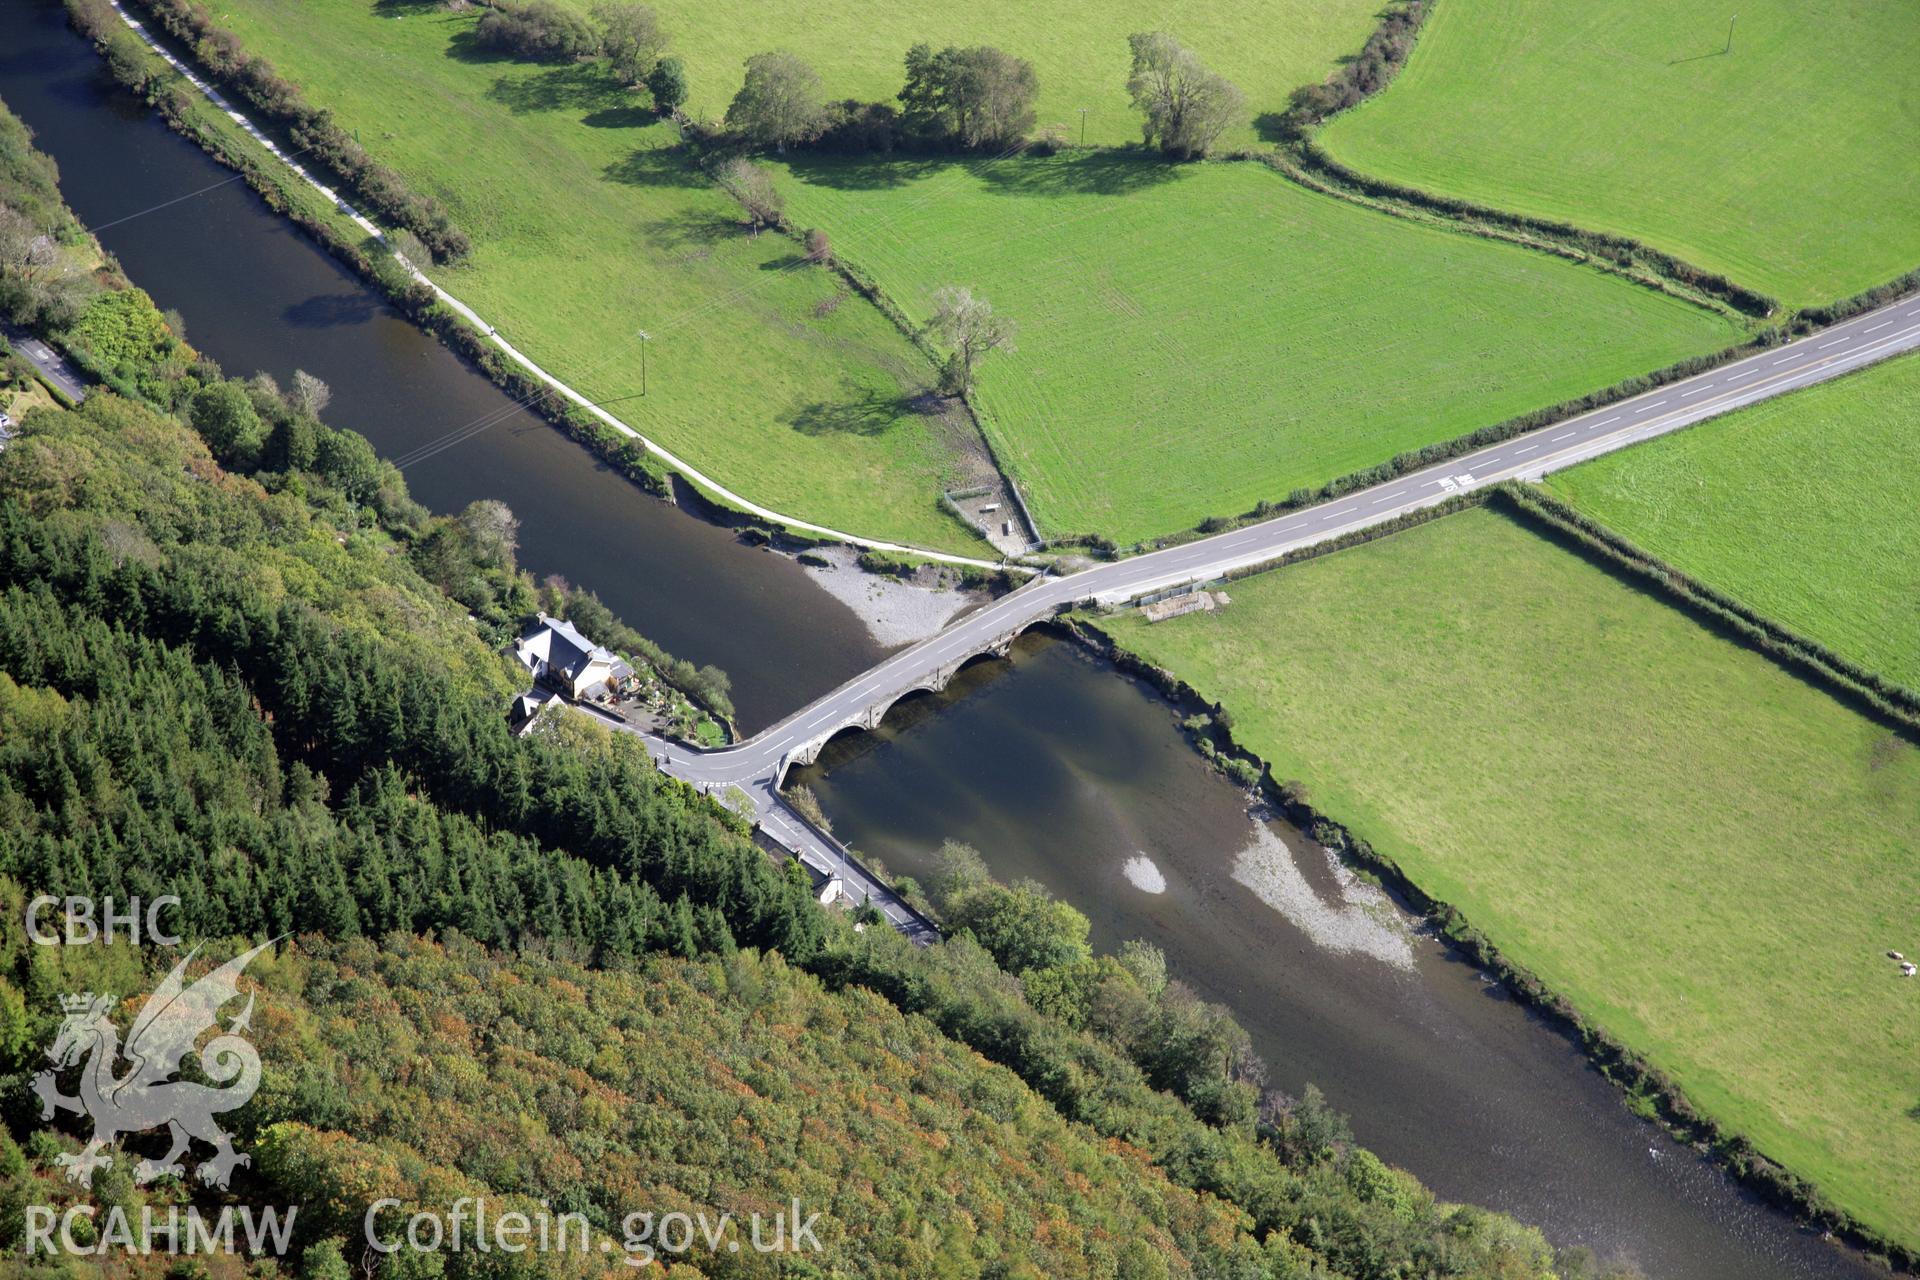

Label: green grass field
[1549,353,1920,691]
[1318,0,1920,309]
[586,0,1380,149]
[1101,507,1920,1248]
[214,0,990,554]
[777,152,1741,542]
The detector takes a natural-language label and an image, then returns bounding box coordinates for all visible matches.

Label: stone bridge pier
[771,623,1036,785]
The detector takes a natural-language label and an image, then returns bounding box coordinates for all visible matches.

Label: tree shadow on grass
[1253,110,1302,144]
[786,383,929,437]
[643,208,739,250]
[582,103,658,129]
[781,154,954,191]
[485,62,624,115]
[976,149,1187,198]
[372,0,439,15]
[444,28,516,65]
[783,148,1186,199]
[603,147,707,189]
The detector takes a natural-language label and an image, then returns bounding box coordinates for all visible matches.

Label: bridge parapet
[771,620,1038,784]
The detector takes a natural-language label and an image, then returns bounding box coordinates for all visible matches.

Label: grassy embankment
[1549,352,1920,692]
[777,152,1743,542]
[1317,0,1920,309]
[1099,506,1920,1250]
[573,0,1380,149]
[209,0,991,555]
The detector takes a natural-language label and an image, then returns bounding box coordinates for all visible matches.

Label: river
[0,0,884,732]
[0,3,1885,1274]
[790,635,1882,1280]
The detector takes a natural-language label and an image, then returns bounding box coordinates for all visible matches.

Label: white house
[512,614,633,701]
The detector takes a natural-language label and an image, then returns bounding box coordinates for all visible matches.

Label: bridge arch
[771,617,1056,785]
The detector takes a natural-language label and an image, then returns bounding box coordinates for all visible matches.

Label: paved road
[1,322,87,403]
[650,293,1920,802]
[572,703,940,942]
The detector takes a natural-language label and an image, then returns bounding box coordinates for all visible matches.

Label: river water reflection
[793,632,1883,1280]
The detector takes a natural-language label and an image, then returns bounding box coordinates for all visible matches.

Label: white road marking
[1552,432,1575,442]
[1641,399,1668,410]
[1818,338,1848,350]
[1727,368,1759,381]
[1514,444,1537,455]
[1773,355,1798,365]
[1678,386,1711,399]
[1866,320,1893,333]
[1370,490,1406,504]
[1593,416,1621,427]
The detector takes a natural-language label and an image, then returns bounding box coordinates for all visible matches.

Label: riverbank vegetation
[1098,505,1920,1253]
[0,384,1610,1280]
[777,152,1741,542]
[1548,353,1920,693]
[0,93,1629,1278]
[1316,0,1920,309]
[175,0,997,555]
[136,0,1747,554]
[0,105,99,333]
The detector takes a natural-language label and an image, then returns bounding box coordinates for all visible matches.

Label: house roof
[514,614,630,686]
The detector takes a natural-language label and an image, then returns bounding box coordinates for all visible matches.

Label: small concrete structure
[1140,589,1226,624]
[512,613,634,701]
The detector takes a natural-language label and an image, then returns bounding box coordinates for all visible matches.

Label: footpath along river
[0,4,1887,1274]
[0,0,885,731]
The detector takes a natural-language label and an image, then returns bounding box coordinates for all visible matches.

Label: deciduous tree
[188,380,266,469]
[646,56,688,114]
[594,2,667,85]
[927,285,1015,395]
[716,157,784,233]
[288,369,332,419]
[899,44,1038,149]
[458,498,520,570]
[1125,32,1244,159]
[473,0,600,61]
[725,50,825,148]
